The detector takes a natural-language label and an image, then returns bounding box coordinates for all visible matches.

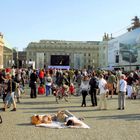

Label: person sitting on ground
[65,117,82,127]
[31,110,68,125]
[31,114,52,125]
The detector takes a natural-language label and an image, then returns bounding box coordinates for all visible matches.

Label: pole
[129,46,131,71]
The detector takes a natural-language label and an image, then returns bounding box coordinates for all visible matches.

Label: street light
[92,59,94,70]
[129,44,132,71]
[15,47,18,68]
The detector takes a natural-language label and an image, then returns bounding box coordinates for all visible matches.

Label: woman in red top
[39,69,45,84]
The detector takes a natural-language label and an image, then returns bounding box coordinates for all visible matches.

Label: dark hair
[66,120,74,126]
[92,71,96,77]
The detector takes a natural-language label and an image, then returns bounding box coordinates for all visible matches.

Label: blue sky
[0,0,140,51]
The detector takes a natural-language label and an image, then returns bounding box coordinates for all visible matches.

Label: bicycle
[54,85,69,103]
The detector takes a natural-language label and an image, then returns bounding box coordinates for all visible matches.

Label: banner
[108,28,140,67]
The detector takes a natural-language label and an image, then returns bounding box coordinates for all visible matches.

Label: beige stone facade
[98,41,108,68]
[3,46,13,68]
[0,33,4,69]
[26,40,102,69]
[0,33,13,69]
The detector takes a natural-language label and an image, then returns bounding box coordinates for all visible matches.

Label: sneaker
[11,108,16,111]
[117,108,121,110]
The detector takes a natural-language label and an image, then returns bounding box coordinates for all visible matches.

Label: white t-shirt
[119,79,127,92]
[98,78,107,94]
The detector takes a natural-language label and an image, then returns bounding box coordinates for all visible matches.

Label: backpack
[89,77,99,89]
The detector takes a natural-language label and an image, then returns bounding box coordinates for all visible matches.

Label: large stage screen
[51,55,69,66]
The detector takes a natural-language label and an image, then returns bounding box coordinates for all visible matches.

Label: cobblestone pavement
[0,88,140,140]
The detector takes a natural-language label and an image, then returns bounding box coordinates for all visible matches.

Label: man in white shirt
[118,74,127,110]
[98,74,108,110]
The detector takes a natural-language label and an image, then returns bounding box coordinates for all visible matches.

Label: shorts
[4,92,15,104]
[107,83,114,91]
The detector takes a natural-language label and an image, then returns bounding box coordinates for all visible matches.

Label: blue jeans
[46,85,51,96]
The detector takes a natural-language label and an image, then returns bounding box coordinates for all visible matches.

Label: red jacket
[39,71,44,78]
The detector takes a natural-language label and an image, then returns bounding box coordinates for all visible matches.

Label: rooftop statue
[103,33,111,41]
[127,16,140,31]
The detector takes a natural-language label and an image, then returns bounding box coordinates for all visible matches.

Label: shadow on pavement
[85,114,140,121]
[22,108,96,114]
[17,123,32,126]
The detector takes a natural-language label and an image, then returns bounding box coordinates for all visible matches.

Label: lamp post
[129,45,132,71]
[92,59,94,70]
[16,48,18,68]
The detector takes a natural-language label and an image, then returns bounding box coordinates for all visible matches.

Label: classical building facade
[0,33,4,69]
[26,40,103,69]
[18,51,27,68]
[3,46,13,68]
[98,41,108,68]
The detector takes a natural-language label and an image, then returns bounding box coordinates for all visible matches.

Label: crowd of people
[0,66,140,113]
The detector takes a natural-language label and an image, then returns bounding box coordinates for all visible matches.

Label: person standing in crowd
[45,73,52,96]
[82,69,88,76]
[0,69,5,93]
[107,71,116,98]
[0,69,5,83]
[0,69,6,100]
[98,74,108,110]
[80,75,90,107]
[126,72,135,99]
[62,72,70,86]
[21,69,26,87]
[30,70,38,98]
[14,72,21,103]
[89,71,99,106]
[55,72,64,87]
[1,74,17,111]
[118,74,127,110]
[39,69,45,84]
[75,71,82,96]
[11,66,16,77]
